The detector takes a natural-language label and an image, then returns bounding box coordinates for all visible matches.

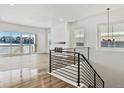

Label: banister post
[103,81,104,88]
[77,53,80,86]
[94,72,96,88]
[74,48,75,65]
[49,50,51,73]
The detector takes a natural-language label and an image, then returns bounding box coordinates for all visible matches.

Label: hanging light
[106,8,115,42]
[106,8,111,42]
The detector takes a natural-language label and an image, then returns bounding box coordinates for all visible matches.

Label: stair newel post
[77,53,80,86]
[49,50,51,73]
[103,81,104,88]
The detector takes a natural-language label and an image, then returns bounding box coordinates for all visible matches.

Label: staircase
[49,48,104,88]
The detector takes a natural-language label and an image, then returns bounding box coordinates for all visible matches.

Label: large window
[98,22,124,48]
[0,31,36,54]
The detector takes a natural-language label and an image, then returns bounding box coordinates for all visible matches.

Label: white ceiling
[0,4,124,28]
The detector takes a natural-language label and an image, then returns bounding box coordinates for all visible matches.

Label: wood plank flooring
[0,54,75,88]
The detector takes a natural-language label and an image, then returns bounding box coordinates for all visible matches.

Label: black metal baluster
[94,72,96,88]
[103,81,104,88]
[49,50,51,73]
[74,48,75,65]
[77,53,80,86]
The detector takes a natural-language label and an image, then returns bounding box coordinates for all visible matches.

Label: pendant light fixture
[107,8,111,42]
[106,8,115,42]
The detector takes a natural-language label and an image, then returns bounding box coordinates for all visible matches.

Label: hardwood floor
[0,54,75,88]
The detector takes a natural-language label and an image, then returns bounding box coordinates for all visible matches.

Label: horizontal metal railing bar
[62,47,90,50]
[96,85,102,88]
[51,59,76,67]
[80,73,94,85]
[51,58,74,65]
[80,59,94,74]
[51,61,74,67]
[51,55,78,62]
[51,53,76,58]
[51,61,77,67]
[51,53,78,57]
[51,57,78,63]
[53,71,77,83]
[52,66,78,76]
[52,63,77,71]
[80,75,94,86]
[80,64,94,81]
[52,69,77,78]
[51,54,78,61]
[52,65,71,71]
[52,67,77,73]
[51,64,77,71]
[81,54,104,84]
[96,74,103,82]
[53,70,78,80]
[51,64,78,72]
[96,82,102,87]
[96,80,103,86]
[51,58,77,65]
[52,68,78,74]
[96,78,103,85]
[96,79,103,85]
[80,78,90,86]
[96,76,104,87]
[51,50,79,54]
[80,80,90,87]
[51,62,72,67]
[80,62,94,75]
[80,66,94,80]
[80,70,94,84]
[51,64,67,70]
[80,77,93,87]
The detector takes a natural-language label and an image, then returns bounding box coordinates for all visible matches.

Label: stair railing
[49,47,104,88]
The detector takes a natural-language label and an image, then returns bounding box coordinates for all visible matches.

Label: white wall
[0,21,48,53]
[51,22,70,49]
[70,8,124,87]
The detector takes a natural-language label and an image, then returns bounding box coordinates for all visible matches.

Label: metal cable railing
[49,47,104,88]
